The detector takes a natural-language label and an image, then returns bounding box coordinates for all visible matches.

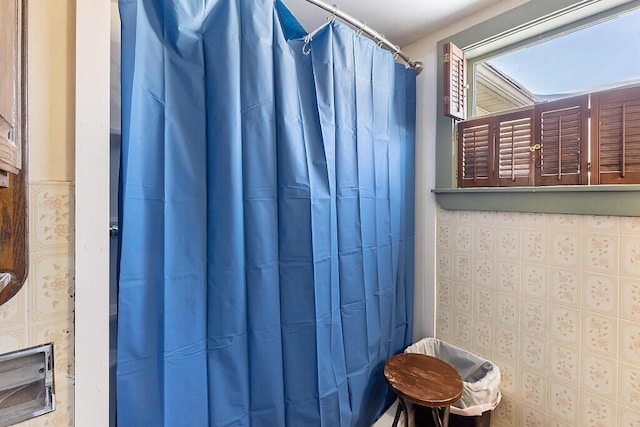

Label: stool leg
[430,406,451,427]
[391,399,403,427]
[431,408,442,427]
[442,406,451,427]
[400,399,409,427]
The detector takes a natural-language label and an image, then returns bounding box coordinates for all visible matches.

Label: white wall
[402,0,529,341]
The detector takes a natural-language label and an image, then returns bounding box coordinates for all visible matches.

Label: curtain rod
[303,0,424,74]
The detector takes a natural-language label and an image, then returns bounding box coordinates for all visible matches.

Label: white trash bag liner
[405,338,501,416]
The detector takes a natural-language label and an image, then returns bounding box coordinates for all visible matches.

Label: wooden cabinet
[0,0,27,305]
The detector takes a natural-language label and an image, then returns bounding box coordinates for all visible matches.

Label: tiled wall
[435,208,640,426]
[0,182,75,426]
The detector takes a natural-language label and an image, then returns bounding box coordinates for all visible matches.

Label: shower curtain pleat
[117,1,415,425]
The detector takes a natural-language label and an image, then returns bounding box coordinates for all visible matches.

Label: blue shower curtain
[117,1,415,426]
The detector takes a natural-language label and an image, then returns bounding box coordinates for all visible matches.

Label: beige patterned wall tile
[473,287,493,320]
[622,236,640,277]
[521,212,549,229]
[622,217,640,235]
[497,211,522,226]
[454,254,472,283]
[521,334,547,373]
[521,299,548,338]
[437,206,454,223]
[0,285,27,327]
[583,313,618,358]
[471,318,494,359]
[551,232,582,268]
[474,210,496,225]
[437,252,452,279]
[29,182,74,251]
[548,381,580,424]
[551,214,584,230]
[454,313,472,344]
[494,393,519,426]
[581,352,618,401]
[474,226,495,257]
[583,234,619,275]
[473,257,495,289]
[495,292,519,327]
[436,224,452,250]
[620,363,640,410]
[521,404,546,427]
[494,326,519,364]
[497,360,518,398]
[455,211,473,224]
[522,264,549,301]
[549,305,581,347]
[580,393,617,427]
[436,307,452,341]
[584,215,620,233]
[524,230,548,264]
[583,273,618,316]
[520,370,547,410]
[549,343,580,384]
[621,278,640,322]
[437,278,452,309]
[453,282,472,313]
[550,268,581,308]
[620,405,640,426]
[545,417,575,427]
[0,325,27,354]
[620,320,640,365]
[454,225,473,253]
[27,252,74,322]
[496,261,521,295]
[496,227,520,260]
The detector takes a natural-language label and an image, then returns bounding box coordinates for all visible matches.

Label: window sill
[433,186,640,217]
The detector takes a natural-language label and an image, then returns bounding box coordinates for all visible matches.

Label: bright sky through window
[487,7,640,97]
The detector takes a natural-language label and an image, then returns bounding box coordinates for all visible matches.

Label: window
[435,0,640,216]
[448,5,640,189]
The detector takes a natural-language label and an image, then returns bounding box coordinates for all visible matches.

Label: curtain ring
[355,21,365,37]
[394,45,401,60]
[377,33,385,48]
[302,34,312,55]
[327,4,337,23]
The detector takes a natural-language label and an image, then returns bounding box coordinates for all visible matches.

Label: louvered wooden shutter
[535,95,589,186]
[444,42,466,120]
[0,0,22,180]
[592,86,640,184]
[496,110,534,187]
[458,117,493,187]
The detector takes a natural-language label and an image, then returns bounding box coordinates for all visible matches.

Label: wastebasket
[405,338,500,427]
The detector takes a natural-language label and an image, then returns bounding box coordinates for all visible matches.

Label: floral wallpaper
[436,207,640,426]
[0,182,74,427]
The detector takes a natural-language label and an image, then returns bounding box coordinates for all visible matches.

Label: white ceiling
[282,0,505,47]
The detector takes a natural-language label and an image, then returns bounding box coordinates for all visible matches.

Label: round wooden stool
[384,353,463,427]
